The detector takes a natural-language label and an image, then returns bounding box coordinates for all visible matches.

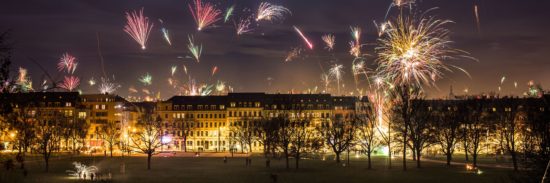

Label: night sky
[1,0,549,98]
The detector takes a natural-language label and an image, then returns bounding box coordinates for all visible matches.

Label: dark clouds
[1,0,549,98]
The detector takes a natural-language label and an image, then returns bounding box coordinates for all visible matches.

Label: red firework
[188,0,221,31]
[124,8,154,50]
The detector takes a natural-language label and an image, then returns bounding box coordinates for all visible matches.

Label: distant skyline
[1,0,549,98]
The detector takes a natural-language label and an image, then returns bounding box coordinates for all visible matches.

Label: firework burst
[188,0,222,31]
[59,76,80,91]
[329,64,344,95]
[349,26,364,57]
[285,47,303,62]
[256,2,291,22]
[123,8,154,50]
[187,35,203,63]
[57,53,78,74]
[235,17,254,35]
[376,14,467,87]
[322,34,335,51]
[139,73,153,86]
[293,26,313,50]
[98,78,120,94]
[88,77,96,86]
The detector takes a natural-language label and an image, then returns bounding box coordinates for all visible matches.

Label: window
[220,105,225,110]
[230,102,236,107]
[78,112,87,119]
[101,105,106,110]
[65,102,72,107]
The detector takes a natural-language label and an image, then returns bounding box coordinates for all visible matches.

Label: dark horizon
[1,0,549,99]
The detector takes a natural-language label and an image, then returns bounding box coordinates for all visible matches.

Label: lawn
[1,154,515,183]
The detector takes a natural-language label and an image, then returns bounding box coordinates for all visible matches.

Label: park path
[422,158,514,169]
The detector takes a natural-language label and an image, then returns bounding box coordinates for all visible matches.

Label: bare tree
[433,101,463,166]
[174,118,195,152]
[318,114,357,164]
[35,119,62,172]
[494,98,521,171]
[408,99,436,168]
[391,85,421,171]
[463,99,493,168]
[290,118,313,169]
[130,114,162,170]
[99,122,120,157]
[256,117,280,159]
[357,103,380,169]
[275,116,292,169]
[228,119,256,153]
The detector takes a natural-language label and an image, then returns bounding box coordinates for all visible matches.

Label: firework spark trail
[293,26,313,50]
[187,35,202,62]
[124,8,154,50]
[57,53,78,74]
[329,64,344,95]
[183,65,188,75]
[189,0,222,31]
[322,34,335,51]
[59,76,80,91]
[500,76,506,85]
[376,13,468,88]
[171,66,177,76]
[321,73,331,93]
[235,17,254,35]
[385,0,416,19]
[161,28,172,46]
[352,58,369,85]
[474,5,481,33]
[224,5,235,23]
[374,21,391,37]
[211,66,218,76]
[256,2,291,22]
[139,73,152,86]
[349,26,364,57]
[285,47,302,62]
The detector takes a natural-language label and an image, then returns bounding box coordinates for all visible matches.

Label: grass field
[1,154,515,183]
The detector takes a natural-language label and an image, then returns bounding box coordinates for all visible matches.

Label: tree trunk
[446,151,452,166]
[511,151,518,171]
[416,149,421,168]
[473,153,478,167]
[335,152,341,163]
[412,147,416,161]
[367,151,372,169]
[44,155,50,172]
[110,144,113,157]
[295,153,300,169]
[402,126,408,168]
[284,150,289,169]
[147,153,152,170]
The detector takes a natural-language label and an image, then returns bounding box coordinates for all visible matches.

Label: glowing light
[329,64,344,95]
[124,8,154,50]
